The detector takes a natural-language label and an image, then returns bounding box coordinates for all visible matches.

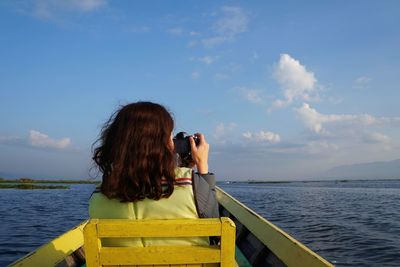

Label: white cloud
[298,103,372,134]
[202,6,248,47]
[270,99,286,109]
[32,0,107,19]
[296,103,338,134]
[29,130,71,149]
[271,54,317,110]
[214,122,237,143]
[296,103,376,134]
[242,131,281,143]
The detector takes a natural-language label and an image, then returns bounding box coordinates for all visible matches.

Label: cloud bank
[29,130,71,149]
[295,103,400,136]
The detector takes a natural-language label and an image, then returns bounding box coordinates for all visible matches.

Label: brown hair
[92,102,176,202]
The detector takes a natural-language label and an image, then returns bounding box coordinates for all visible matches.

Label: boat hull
[9,222,86,267]
[9,187,334,267]
[217,187,333,267]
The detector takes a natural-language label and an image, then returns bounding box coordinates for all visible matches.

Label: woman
[89,101,219,246]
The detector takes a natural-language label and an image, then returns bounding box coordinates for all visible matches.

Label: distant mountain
[321,159,400,179]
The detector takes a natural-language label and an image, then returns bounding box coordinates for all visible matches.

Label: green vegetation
[0,177,99,190]
[248,181,292,184]
[0,178,99,184]
[0,184,69,190]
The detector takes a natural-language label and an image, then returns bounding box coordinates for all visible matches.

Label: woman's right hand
[189,133,209,174]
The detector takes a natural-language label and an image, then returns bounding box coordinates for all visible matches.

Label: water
[219,180,400,267]
[1,180,399,266]
[0,184,96,266]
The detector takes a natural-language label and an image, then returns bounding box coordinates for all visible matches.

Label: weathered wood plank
[97,219,221,237]
[83,219,101,267]
[220,218,236,267]
[99,246,220,265]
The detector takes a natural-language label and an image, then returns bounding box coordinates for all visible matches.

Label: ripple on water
[1,181,400,267]
[220,180,400,267]
[0,184,96,266]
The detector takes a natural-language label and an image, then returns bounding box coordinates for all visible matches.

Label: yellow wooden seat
[83,218,236,267]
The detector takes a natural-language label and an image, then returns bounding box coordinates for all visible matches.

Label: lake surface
[220,180,400,267]
[1,180,399,266]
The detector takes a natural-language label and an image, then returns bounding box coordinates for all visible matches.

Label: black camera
[173,132,199,155]
[173,132,200,167]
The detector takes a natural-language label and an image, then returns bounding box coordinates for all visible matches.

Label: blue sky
[0,0,399,180]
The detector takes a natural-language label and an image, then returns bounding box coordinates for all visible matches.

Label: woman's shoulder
[89,191,134,219]
[89,191,125,207]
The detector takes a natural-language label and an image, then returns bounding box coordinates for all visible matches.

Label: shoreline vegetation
[248,181,291,184]
[0,184,69,190]
[0,178,99,190]
[0,178,99,184]
[220,178,400,184]
[0,177,399,189]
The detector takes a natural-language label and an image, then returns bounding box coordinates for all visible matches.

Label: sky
[0,0,400,180]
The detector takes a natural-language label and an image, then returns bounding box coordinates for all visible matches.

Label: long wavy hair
[92,102,176,202]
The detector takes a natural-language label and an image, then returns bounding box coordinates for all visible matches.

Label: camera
[173,132,199,167]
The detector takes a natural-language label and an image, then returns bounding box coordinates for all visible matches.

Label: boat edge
[216,186,335,267]
[8,221,88,267]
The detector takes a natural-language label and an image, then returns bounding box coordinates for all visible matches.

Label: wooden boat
[9,187,334,267]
